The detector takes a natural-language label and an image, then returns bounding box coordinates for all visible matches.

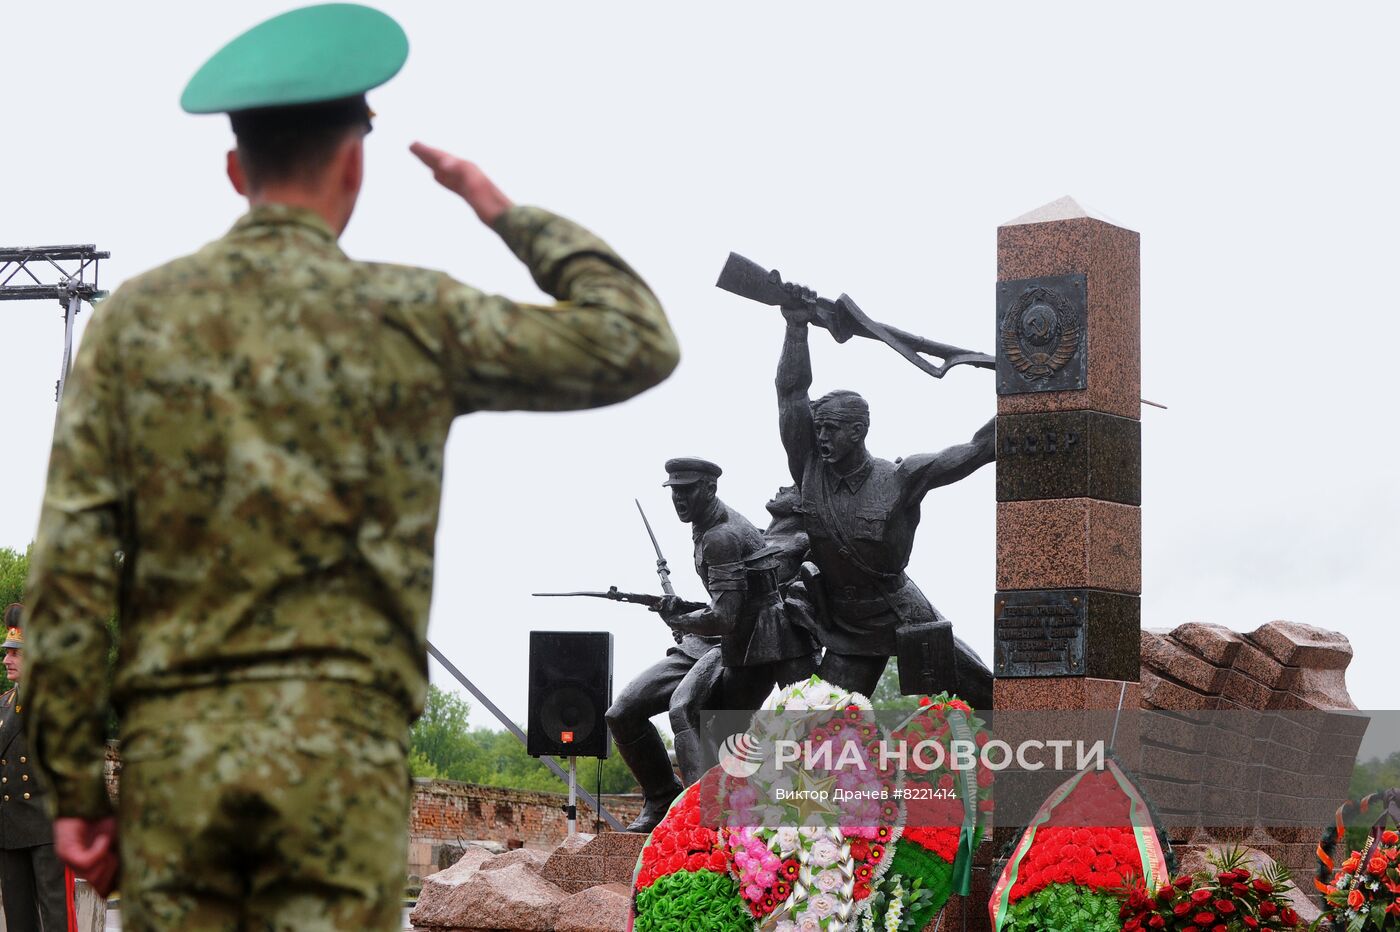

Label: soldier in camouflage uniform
[21,6,679,931]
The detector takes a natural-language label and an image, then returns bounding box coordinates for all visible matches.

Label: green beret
[181,3,408,115]
[662,457,723,487]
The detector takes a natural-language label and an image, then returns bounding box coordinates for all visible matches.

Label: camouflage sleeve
[437,206,680,413]
[24,301,123,819]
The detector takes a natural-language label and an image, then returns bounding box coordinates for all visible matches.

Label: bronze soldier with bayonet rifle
[654,460,818,788]
[535,488,720,832]
[717,254,996,706]
[534,459,817,830]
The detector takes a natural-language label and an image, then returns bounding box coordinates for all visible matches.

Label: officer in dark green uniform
[0,604,71,931]
[23,5,678,931]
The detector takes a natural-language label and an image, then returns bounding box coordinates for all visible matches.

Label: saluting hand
[409,142,514,226]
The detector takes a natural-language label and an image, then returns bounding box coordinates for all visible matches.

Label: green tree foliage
[870,659,921,714]
[1342,752,1400,853]
[409,684,641,796]
[0,545,29,692]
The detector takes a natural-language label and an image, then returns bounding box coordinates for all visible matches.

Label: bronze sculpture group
[541,258,997,832]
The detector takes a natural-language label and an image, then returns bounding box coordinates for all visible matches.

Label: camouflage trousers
[117,680,411,931]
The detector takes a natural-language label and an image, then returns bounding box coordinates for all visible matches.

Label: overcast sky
[3,3,1396,733]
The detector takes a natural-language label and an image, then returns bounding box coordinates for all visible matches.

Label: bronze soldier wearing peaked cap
[21,5,678,930]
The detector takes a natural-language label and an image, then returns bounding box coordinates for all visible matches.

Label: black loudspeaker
[527,631,612,759]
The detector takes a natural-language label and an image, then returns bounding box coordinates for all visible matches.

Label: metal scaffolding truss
[0,244,109,402]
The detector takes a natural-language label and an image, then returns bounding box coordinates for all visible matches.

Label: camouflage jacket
[24,204,679,818]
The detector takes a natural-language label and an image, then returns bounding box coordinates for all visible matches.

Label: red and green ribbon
[988,760,1167,931]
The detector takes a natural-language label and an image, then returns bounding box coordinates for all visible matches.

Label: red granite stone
[1247,621,1353,670]
[1141,670,1218,712]
[1227,641,1293,691]
[1171,846,1320,924]
[996,499,1140,592]
[1141,710,1210,753]
[554,883,632,932]
[1284,666,1359,712]
[997,205,1140,421]
[410,846,497,929]
[1142,629,1226,694]
[1219,671,1282,710]
[479,847,549,873]
[1164,623,1244,667]
[420,861,565,931]
[1141,743,1206,784]
[994,676,1140,711]
[578,832,648,862]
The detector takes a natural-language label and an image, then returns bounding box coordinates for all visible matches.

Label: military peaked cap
[662,458,723,487]
[2,604,22,650]
[181,3,409,115]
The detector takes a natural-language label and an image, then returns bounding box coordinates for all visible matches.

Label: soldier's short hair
[231,96,372,190]
[811,390,869,427]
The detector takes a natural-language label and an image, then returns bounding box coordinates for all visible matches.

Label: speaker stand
[566,756,578,836]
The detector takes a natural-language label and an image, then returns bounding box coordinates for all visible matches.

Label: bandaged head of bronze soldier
[766,485,801,518]
[811,390,869,468]
[663,457,722,524]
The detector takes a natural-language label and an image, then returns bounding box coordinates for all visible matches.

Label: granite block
[1171,846,1320,924]
[1141,710,1209,752]
[1201,786,1253,817]
[997,410,1140,504]
[1141,670,1217,713]
[578,832,649,860]
[1198,757,1252,791]
[1283,666,1360,712]
[1231,641,1297,691]
[1137,776,1199,810]
[997,498,1140,592]
[997,212,1140,420]
[1141,743,1205,784]
[554,883,632,932]
[1201,726,1254,765]
[1268,715,1320,754]
[1219,671,1281,710]
[1165,623,1244,667]
[601,855,638,884]
[994,676,1140,712]
[1142,628,1225,695]
[1248,621,1353,670]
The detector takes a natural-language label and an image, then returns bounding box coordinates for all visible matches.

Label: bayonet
[532,588,707,614]
[634,499,677,598]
